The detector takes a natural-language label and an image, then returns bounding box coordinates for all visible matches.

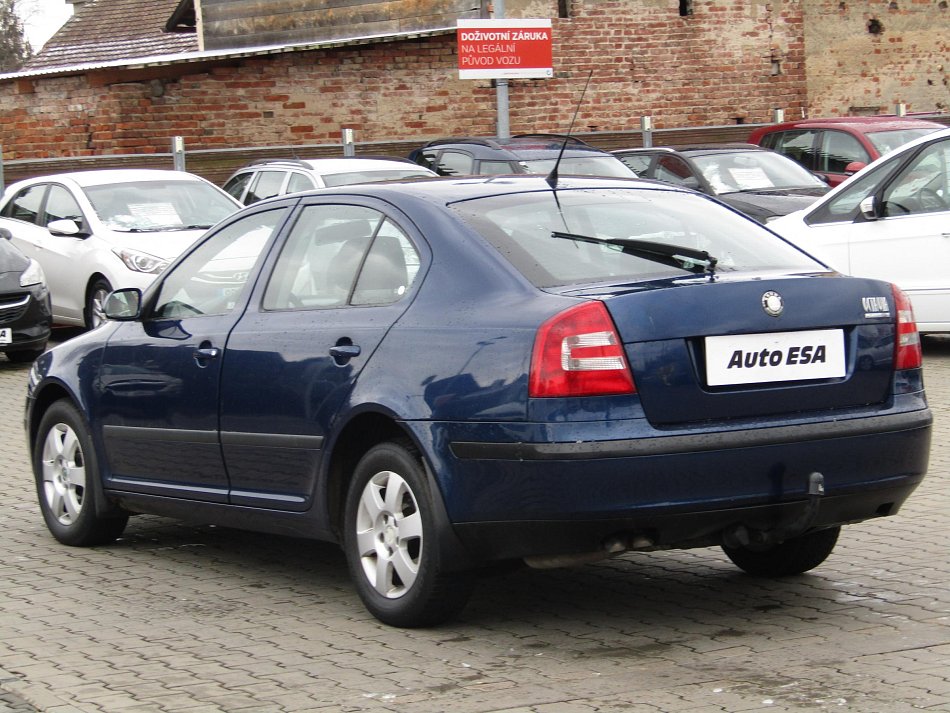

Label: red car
[748,116,945,186]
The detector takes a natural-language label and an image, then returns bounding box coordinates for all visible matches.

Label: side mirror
[103,288,142,321]
[0,227,11,240]
[47,219,89,238]
[843,161,867,176]
[859,195,879,221]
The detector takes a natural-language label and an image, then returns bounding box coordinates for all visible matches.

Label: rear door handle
[193,345,221,366]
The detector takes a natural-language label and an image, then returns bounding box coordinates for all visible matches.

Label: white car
[0,169,242,328]
[769,127,950,333]
[222,157,438,205]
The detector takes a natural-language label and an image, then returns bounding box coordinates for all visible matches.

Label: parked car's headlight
[20,258,46,287]
[113,248,171,274]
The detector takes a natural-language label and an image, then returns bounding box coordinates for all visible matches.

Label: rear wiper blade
[551,231,718,276]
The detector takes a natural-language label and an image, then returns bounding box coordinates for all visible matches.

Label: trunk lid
[572,272,898,425]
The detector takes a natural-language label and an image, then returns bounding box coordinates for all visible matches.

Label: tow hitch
[722,472,826,550]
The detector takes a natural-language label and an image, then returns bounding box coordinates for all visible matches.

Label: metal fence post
[0,143,4,193]
[640,116,653,148]
[342,128,355,157]
[772,108,785,123]
[172,136,186,171]
[894,102,906,117]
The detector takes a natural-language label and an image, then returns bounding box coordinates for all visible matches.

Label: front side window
[805,154,906,226]
[817,131,869,174]
[2,184,46,223]
[881,139,950,217]
[43,185,84,226]
[152,209,284,319]
[263,204,418,310]
[223,172,253,202]
[451,187,822,288]
[654,156,696,186]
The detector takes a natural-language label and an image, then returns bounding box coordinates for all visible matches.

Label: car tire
[722,526,840,577]
[343,439,474,627]
[85,278,113,330]
[34,400,129,547]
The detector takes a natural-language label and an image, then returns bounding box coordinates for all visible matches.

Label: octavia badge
[762,291,784,317]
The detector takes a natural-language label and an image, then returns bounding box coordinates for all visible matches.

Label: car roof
[259,173,684,208]
[615,144,764,156]
[419,134,614,159]
[755,116,945,133]
[9,168,211,189]
[244,157,433,174]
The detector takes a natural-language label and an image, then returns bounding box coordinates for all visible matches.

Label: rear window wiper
[551,231,718,276]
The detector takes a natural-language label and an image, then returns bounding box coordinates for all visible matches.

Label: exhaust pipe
[523,533,655,569]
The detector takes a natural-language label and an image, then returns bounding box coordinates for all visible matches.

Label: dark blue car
[25,175,931,627]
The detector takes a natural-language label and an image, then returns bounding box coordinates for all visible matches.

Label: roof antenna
[546,69,594,189]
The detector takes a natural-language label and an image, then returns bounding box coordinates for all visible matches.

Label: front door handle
[329,344,361,364]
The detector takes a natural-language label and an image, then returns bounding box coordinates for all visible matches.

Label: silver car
[0,169,241,328]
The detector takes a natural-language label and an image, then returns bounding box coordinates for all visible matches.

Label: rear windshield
[450,187,824,288]
[519,156,636,178]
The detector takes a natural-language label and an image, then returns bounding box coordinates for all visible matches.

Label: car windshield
[866,128,941,156]
[691,151,827,194]
[520,156,637,178]
[450,187,823,288]
[84,180,238,232]
[321,170,435,187]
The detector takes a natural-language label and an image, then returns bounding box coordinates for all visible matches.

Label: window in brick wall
[679,0,694,16]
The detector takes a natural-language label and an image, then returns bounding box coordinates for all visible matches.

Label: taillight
[892,284,922,370]
[529,301,636,397]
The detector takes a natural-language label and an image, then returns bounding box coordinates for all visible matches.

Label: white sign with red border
[457,19,553,80]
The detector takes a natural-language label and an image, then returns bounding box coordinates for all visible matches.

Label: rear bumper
[419,407,932,561]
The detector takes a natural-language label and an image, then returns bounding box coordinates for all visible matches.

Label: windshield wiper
[551,231,718,277]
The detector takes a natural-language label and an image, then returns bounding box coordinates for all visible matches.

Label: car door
[96,206,288,501]
[1,182,51,267]
[34,184,95,321]
[845,136,950,328]
[217,199,423,512]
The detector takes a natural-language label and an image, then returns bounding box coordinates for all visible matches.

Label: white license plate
[0,328,11,345]
[705,329,846,386]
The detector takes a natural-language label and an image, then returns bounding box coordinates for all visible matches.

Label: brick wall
[802,0,949,116]
[0,0,945,177]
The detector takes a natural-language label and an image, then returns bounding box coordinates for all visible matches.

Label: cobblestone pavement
[1,332,948,713]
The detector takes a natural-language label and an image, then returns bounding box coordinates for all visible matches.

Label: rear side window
[616,154,653,176]
[3,184,45,223]
[435,151,475,176]
[766,130,817,171]
[263,204,418,310]
[246,171,286,204]
[287,172,317,193]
